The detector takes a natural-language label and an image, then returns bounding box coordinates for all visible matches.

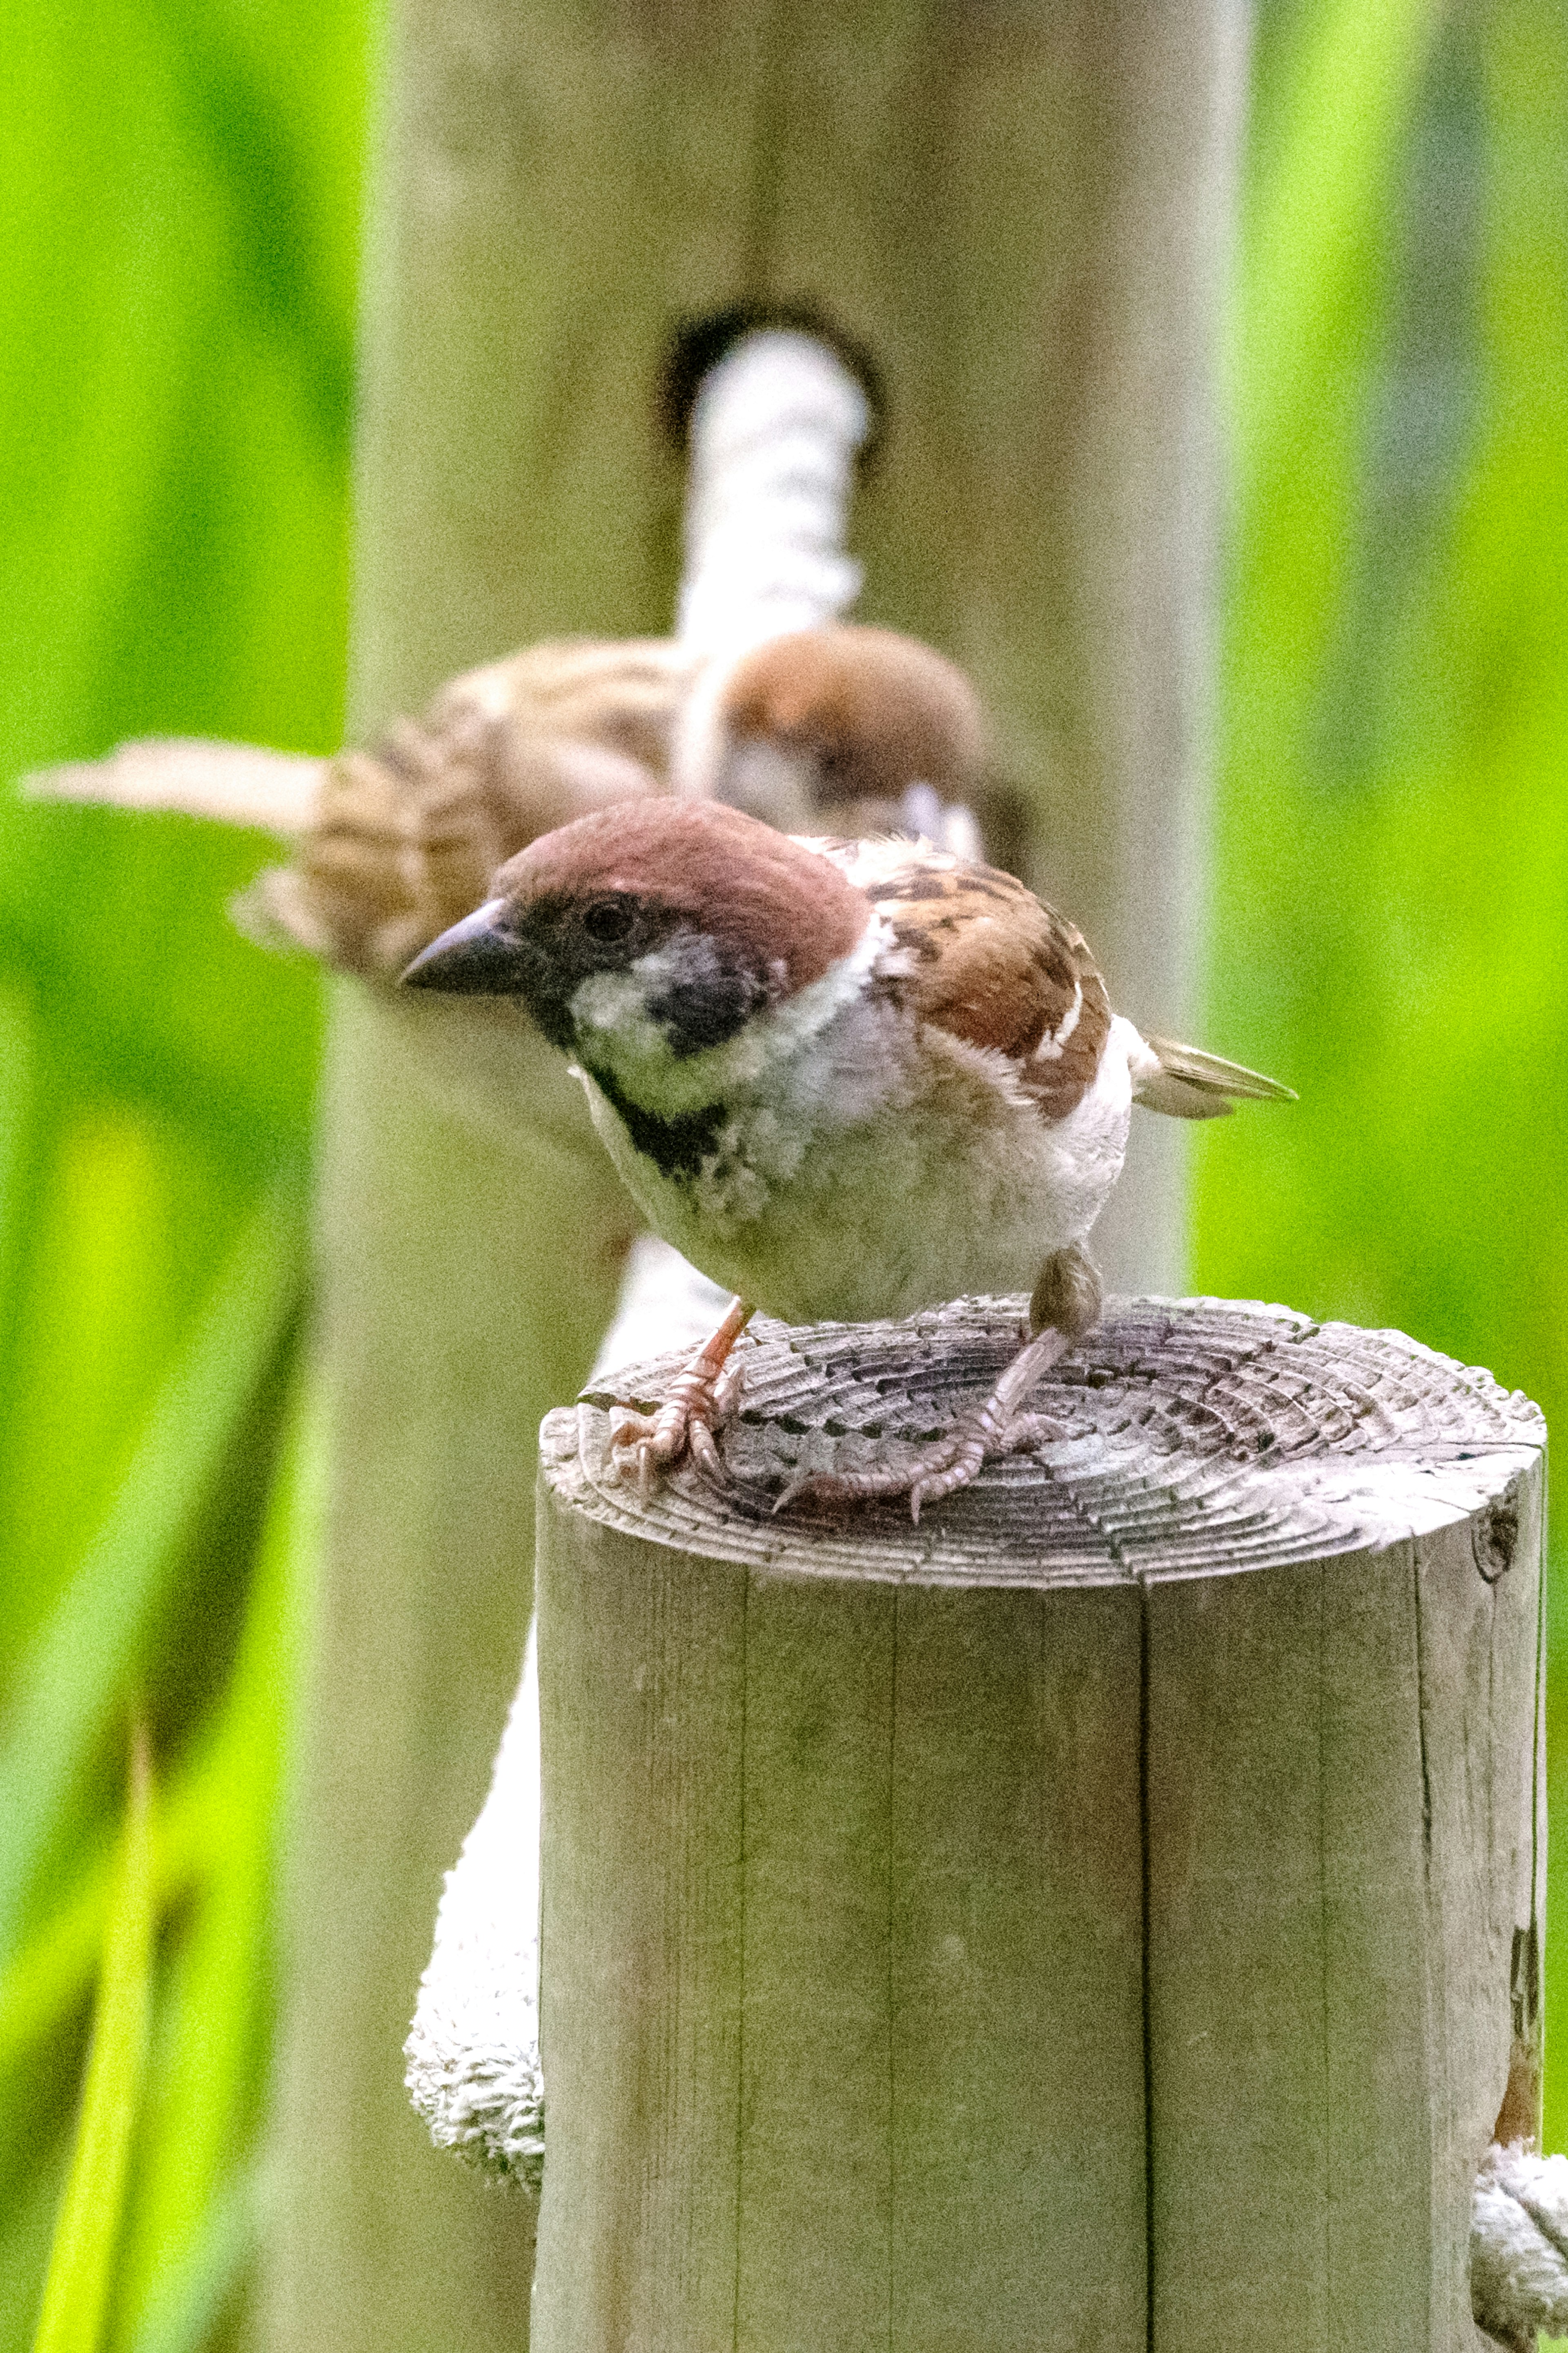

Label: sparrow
[401,798,1292,1517]
[34,624,998,975]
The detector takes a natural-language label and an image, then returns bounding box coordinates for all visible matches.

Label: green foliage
[0,1183,303,1967]
[0,0,362,2339]
[31,1730,154,2353]
[1195,0,1568,2142]
[1,0,1564,2338]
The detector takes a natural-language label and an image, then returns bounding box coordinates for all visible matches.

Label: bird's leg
[778,1246,1102,1524]
[608,1297,754,1497]
[775,1328,1077,1521]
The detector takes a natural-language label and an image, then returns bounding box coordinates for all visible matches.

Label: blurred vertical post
[261,2,1245,2347]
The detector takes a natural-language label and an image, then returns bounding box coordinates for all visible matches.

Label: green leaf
[31,1725,155,2353]
[123,2169,258,2353]
[0,1179,304,1965]
[109,1374,325,2349]
[0,1359,321,2072]
[0,1769,204,2087]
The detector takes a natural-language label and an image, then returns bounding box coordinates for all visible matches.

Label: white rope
[675,330,869,660]
[670,329,873,809]
[404,1624,543,2187]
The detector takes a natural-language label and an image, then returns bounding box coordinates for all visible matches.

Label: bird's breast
[576,1009,1137,1326]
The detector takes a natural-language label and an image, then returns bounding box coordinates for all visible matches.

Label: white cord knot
[404,1634,543,2190]
[1472,2140,1568,2348]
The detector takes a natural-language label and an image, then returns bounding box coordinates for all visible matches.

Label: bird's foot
[775,1327,1077,1525]
[607,1298,751,1499]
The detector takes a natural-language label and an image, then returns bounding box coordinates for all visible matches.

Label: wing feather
[807,837,1111,1122]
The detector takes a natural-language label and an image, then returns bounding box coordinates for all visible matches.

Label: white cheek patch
[567,911,891,1118]
[570,966,666,1055]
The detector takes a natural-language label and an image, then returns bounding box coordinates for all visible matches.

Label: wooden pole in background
[535,1300,1545,2349]
[263,4,1246,2345]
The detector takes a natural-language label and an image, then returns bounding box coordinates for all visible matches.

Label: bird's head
[683,625,988,841]
[400,800,869,1102]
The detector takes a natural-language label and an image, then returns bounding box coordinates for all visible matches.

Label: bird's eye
[581,896,635,944]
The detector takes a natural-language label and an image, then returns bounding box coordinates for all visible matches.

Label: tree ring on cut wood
[557,1293,1544,1582]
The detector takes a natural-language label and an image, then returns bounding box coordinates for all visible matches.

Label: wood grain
[557,1295,1543,1585]
[536,1298,1543,2350]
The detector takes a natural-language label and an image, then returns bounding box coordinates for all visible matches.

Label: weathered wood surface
[535,1299,1544,2351]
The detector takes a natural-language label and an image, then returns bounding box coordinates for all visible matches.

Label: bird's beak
[400,899,528,994]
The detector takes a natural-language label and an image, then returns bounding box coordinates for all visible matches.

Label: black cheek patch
[644,930,771,1058]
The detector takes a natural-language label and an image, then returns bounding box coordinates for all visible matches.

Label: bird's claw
[773,1406,1079,1523]
[686,1409,734,1492]
[607,1349,744,1497]
[607,1405,680,1500]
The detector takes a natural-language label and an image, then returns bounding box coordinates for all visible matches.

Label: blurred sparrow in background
[671,624,989,859]
[34,624,1003,975]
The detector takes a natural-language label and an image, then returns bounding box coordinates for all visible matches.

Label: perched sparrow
[402,799,1292,1517]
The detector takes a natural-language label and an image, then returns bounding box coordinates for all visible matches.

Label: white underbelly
[580,1017,1138,1326]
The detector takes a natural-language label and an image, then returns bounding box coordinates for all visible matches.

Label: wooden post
[265,2,1245,2344]
[534,1298,1544,2349]
[262,999,634,2351]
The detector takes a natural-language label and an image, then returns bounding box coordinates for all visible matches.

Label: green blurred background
[0,0,1563,2342]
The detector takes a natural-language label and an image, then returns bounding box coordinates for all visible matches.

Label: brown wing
[31,636,699,980]
[812,838,1111,1122]
[254,640,699,977]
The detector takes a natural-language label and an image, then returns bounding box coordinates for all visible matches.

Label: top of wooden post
[544,1296,1544,1587]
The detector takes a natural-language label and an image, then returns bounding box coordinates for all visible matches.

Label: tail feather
[1134,1034,1296,1121]
[24,740,323,836]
